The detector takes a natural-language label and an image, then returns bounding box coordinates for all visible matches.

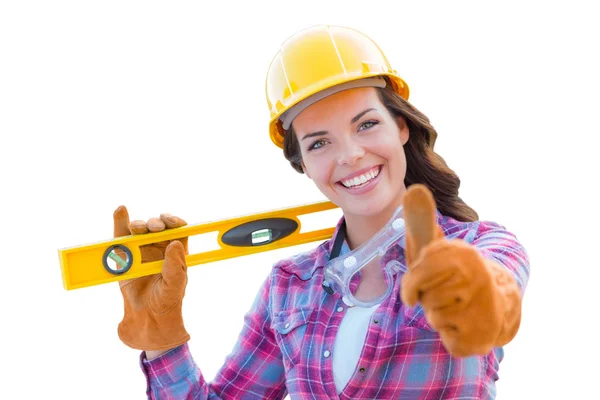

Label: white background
[1,1,598,398]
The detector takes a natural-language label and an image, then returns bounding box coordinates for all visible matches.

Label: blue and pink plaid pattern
[140,211,530,399]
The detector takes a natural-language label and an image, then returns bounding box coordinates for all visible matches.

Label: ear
[396,116,410,145]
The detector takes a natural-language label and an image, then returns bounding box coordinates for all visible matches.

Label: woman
[114,25,530,399]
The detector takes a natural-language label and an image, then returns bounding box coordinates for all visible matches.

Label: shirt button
[359,367,366,373]
[284,323,290,329]
[337,307,344,312]
[373,319,379,324]
[324,350,331,358]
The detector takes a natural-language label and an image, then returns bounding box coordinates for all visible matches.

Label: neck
[343,188,406,250]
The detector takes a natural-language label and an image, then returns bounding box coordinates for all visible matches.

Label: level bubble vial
[251,229,273,245]
[103,244,133,275]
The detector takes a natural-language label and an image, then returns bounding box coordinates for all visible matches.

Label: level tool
[59,201,340,290]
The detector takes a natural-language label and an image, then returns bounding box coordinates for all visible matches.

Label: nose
[336,136,365,166]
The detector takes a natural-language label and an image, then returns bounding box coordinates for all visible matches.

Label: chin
[342,199,389,218]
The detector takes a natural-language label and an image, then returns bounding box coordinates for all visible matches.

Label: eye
[308,139,327,151]
[358,120,379,131]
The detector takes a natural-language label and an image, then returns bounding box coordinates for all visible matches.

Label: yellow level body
[59,201,340,290]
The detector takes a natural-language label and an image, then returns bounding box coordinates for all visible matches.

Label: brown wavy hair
[282,83,479,222]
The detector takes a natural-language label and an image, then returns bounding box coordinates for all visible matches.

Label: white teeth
[341,167,380,188]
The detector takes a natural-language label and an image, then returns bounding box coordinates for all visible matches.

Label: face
[293,87,410,219]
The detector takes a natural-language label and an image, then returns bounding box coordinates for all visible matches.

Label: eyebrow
[301,130,328,141]
[351,108,376,123]
[300,108,377,141]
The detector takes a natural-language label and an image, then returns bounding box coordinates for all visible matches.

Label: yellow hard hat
[266,25,410,149]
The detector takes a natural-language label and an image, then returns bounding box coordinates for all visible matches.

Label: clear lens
[322,205,408,308]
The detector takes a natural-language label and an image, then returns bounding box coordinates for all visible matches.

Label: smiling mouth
[338,165,382,189]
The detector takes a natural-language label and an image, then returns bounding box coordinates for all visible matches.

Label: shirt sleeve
[469,220,531,295]
[140,272,288,399]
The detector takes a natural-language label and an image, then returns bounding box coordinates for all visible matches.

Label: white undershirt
[332,303,380,394]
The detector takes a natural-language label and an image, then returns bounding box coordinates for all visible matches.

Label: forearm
[145,348,172,361]
[471,221,530,347]
[141,344,210,400]
[138,274,287,399]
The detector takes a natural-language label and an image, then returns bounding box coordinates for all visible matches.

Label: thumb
[113,205,131,238]
[402,184,443,268]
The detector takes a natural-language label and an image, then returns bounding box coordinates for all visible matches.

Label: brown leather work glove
[400,184,522,357]
[113,205,190,351]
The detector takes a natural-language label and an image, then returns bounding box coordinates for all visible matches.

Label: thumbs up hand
[400,184,522,357]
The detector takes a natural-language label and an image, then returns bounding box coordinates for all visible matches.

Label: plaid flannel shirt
[140,211,530,399]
